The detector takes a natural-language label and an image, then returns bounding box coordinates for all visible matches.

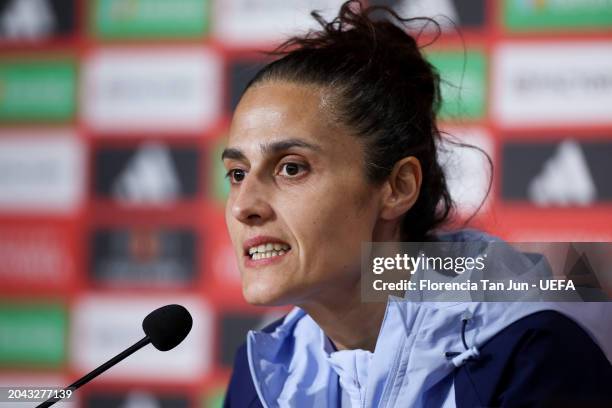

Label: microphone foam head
[142,304,192,351]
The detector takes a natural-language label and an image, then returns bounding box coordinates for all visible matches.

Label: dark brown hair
[244,0,458,241]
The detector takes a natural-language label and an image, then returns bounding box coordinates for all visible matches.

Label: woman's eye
[226,169,246,184]
[278,162,306,177]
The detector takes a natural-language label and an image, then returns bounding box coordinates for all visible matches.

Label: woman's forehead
[228,82,342,149]
[235,82,330,125]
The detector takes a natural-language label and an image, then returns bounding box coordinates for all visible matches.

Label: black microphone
[37,304,192,408]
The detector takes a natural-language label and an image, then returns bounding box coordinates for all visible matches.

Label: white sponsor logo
[0,0,55,40]
[528,140,596,206]
[438,127,493,214]
[213,0,345,45]
[112,142,180,204]
[83,48,221,132]
[71,295,210,381]
[0,131,84,213]
[0,226,73,284]
[493,42,612,126]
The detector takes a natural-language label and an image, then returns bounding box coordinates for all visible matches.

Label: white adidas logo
[527,140,596,206]
[0,0,55,40]
[112,142,180,205]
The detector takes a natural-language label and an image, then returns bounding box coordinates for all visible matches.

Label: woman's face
[223,81,383,306]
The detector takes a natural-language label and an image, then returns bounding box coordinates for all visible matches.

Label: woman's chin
[242,282,296,306]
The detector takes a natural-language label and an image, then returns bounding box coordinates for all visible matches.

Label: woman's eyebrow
[261,139,322,155]
[221,139,322,161]
[221,148,246,161]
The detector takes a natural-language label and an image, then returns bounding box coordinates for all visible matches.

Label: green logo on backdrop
[93,0,209,38]
[504,0,612,30]
[0,303,67,367]
[426,50,487,120]
[201,388,225,408]
[0,60,76,121]
[210,138,231,203]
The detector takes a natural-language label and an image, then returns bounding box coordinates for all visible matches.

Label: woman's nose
[231,177,274,225]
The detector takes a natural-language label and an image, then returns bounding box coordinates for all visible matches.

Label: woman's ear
[379,156,422,221]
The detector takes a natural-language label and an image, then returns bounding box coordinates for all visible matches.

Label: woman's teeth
[248,243,290,260]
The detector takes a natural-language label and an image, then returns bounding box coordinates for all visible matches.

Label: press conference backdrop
[0,0,611,407]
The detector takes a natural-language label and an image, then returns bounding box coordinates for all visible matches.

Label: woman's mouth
[247,242,291,260]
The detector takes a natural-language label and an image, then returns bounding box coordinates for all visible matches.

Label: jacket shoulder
[223,316,287,408]
[455,310,612,407]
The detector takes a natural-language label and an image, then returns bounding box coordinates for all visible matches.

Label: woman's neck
[299,280,388,352]
[299,225,400,351]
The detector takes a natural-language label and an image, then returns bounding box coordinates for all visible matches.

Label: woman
[222,1,612,407]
